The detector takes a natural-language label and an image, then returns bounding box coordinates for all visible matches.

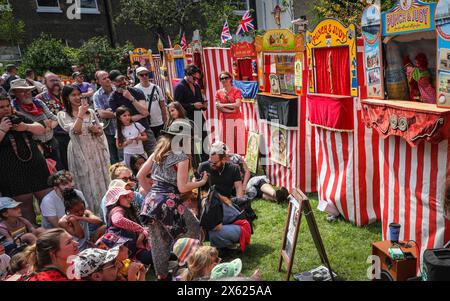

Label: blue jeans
[209,224,241,249]
[106,134,122,164]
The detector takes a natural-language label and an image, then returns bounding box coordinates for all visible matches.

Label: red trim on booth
[307,94,354,131]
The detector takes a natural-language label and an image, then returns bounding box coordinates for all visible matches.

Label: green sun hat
[210,258,242,280]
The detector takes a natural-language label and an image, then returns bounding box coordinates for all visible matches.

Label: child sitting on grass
[180,246,221,281]
[58,189,106,251]
[0,197,42,256]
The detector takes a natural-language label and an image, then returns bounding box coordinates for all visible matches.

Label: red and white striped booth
[306,19,382,226]
[360,1,450,262]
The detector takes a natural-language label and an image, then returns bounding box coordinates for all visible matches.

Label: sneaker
[276,187,290,203]
[326,214,341,222]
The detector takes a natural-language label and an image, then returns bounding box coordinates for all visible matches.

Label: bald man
[36,72,69,170]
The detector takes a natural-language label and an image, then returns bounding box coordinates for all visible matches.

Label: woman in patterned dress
[138,119,208,280]
[57,85,110,215]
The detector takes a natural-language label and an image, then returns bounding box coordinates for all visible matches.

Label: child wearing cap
[105,187,152,266]
[180,246,221,281]
[73,247,121,281]
[0,197,41,255]
[171,238,201,280]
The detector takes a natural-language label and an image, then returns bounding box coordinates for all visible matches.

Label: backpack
[232,196,258,234]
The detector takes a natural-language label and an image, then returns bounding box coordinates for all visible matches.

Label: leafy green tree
[116,0,246,47]
[76,36,133,80]
[0,6,25,45]
[19,34,72,76]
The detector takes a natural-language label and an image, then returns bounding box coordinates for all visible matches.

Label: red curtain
[194,53,204,89]
[238,59,253,81]
[264,54,272,92]
[314,47,350,96]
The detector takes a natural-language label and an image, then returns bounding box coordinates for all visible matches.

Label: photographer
[0,91,51,225]
[108,70,156,155]
[10,79,62,170]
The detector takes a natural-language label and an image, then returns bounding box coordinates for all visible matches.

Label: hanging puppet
[403,56,420,101]
[412,53,436,104]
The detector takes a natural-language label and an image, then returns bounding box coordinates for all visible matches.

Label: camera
[8,115,23,125]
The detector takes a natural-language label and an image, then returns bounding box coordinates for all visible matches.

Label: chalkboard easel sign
[278,188,334,281]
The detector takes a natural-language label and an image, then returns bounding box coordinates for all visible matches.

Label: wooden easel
[278,188,335,281]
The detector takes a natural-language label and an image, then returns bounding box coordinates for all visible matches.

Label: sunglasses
[120,176,135,182]
[138,73,149,77]
[220,76,231,81]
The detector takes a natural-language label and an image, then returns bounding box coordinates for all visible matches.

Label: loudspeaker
[372,241,418,281]
[423,248,450,281]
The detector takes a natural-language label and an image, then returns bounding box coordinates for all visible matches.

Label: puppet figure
[412,53,436,104]
[403,56,420,101]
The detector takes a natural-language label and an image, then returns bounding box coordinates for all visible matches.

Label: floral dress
[57,109,110,215]
[140,151,200,277]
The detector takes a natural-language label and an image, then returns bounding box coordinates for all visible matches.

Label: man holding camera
[108,70,156,155]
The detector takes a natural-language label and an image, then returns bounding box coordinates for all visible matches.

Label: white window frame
[35,0,63,13]
[79,0,100,14]
[233,0,250,16]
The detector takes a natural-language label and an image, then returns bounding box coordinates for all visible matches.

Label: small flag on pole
[236,10,254,35]
[221,20,233,44]
[168,35,173,48]
[180,32,188,50]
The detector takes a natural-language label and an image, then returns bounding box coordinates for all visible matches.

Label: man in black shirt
[108,70,156,155]
[174,64,209,162]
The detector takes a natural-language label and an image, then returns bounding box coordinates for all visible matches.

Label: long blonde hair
[153,135,173,163]
[181,246,219,281]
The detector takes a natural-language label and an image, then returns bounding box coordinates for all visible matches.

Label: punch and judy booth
[230,38,259,138]
[254,29,312,192]
[361,0,450,260]
[306,19,381,226]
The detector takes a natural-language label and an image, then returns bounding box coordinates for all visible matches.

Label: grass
[237,193,382,281]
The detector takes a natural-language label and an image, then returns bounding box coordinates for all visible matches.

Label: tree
[116,0,244,47]
[19,34,72,76]
[0,8,25,45]
[76,36,133,81]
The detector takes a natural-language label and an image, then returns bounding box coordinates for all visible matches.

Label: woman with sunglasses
[215,71,247,155]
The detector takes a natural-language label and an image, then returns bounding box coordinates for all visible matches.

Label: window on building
[36,0,62,13]
[80,0,100,14]
[232,0,250,15]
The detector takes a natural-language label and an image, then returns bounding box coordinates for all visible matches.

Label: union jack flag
[180,32,188,50]
[221,20,233,44]
[236,10,254,35]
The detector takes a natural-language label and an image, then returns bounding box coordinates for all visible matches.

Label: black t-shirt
[198,161,242,197]
[173,79,206,121]
[109,87,150,129]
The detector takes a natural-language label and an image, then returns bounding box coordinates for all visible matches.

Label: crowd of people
[0,63,289,281]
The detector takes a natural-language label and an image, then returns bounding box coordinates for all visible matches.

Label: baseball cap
[136,67,150,75]
[72,72,83,79]
[109,70,126,81]
[0,197,22,211]
[210,258,242,280]
[73,246,120,279]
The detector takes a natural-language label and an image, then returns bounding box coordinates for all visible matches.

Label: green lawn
[238,193,382,281]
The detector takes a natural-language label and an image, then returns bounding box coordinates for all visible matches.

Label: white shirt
[116,122,146,155]
[40,189,87,229]
[134,83,165,127]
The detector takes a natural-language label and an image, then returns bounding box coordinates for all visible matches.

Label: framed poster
[278,188,335,281]
[245,132,260,174]
[436,0,450,107]
[362,5,384,99]
[269,73,281,95]
[269,124,287,166]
